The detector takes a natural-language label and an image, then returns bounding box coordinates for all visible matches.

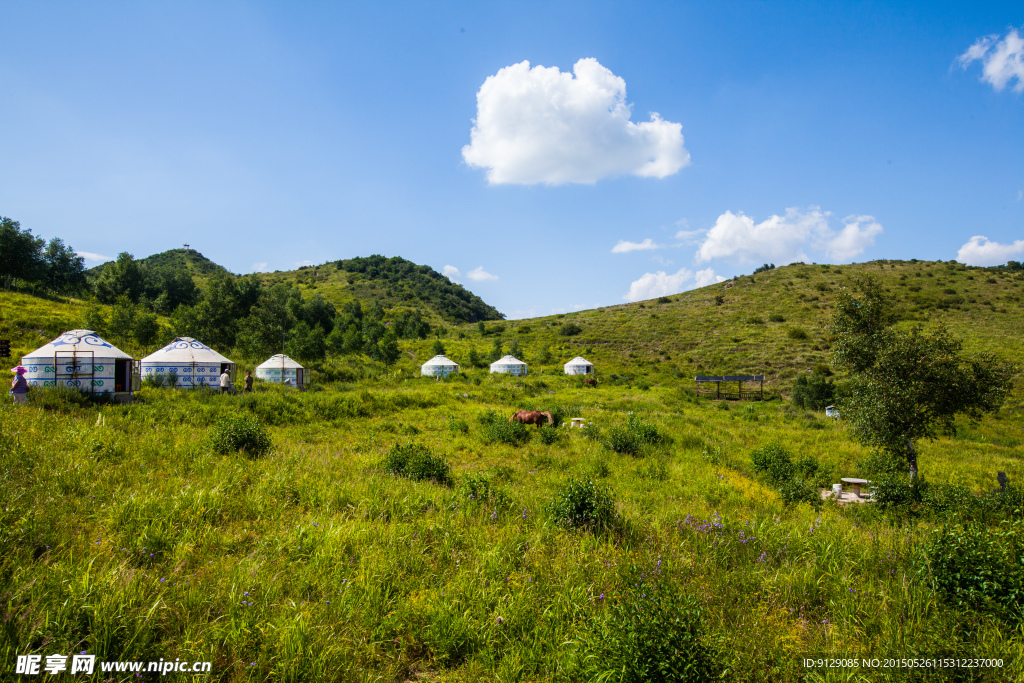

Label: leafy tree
[537,345,552,364]
[507,339,524,360]
[94,252,147,304]
[285,321,327,363]
[488,339,503,363]
[377,329,400,366]
[0,217,45,287]
[431,339,446,356]
[467,347,483,368]
[108,296,138,346]
[42,238,86,293]
[81,304,109,337]
[791,372,836,411]
[830,278,1014,478]
[133,310,161,348]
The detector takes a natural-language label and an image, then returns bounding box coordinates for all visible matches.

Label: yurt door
[131,360,142,392]
[115,359,129,393]
[296,368,306,390]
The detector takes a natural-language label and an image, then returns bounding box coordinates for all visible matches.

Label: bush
[547,478,616,531]
[768,313,786,323]
[559,323,582,336]
[210,413,272,458]
[482,419,531,446]
[750,443,794,485]
[916,520,1024,621]
[585,584,722,682]
[787,327,810,340]
[791,373,836,411]
[27,385,95,412]
[383,443,452,485]
[458,473,509,508]
[606,413,667,456]
[538,423,562,445]
[874,474,928,511]
[447,416,469,434]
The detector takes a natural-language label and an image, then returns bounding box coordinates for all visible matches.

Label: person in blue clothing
[10,366,30,405]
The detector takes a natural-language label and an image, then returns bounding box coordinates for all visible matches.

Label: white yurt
[489,355,527,376]
[140,337,235,388]
[256,354,309,390]
[20,329,138,400]
[421,355,459,377]
[564,356,594,375]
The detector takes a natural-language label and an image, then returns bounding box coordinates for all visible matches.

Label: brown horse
[510,410,552,427]
[582,377,597,387]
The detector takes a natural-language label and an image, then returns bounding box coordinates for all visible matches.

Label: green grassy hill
[3,258,1023,680]
[87,248,233,288]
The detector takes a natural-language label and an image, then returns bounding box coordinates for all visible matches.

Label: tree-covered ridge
[0,216,87,294]
[336,255,504,324]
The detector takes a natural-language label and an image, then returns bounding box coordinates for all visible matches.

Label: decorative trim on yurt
[20,329,138,398]
[489,355,527,376]
[563,356,594,375]
[421,355,459,377]
[256,354,309,390]
[140,337,236,388]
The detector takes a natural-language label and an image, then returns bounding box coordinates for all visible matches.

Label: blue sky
[1,1,1021,318]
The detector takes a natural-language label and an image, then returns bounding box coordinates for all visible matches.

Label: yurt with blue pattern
[20,329,138,399]
[421,354,459,377]
[256,354,309,389]
[140,337,235,388]
[489,355,527,376]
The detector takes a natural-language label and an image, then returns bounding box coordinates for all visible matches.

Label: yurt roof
[564,356,593,366]
[490,355,526,367]
[257,354,304,370]
[421,355,458,367]
[23,329,133,360]
[142,337,233,365]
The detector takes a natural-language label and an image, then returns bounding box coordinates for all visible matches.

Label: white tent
[20,329,138,400]
[564,356,594,375]
[140,337,235,388]
[421,355,459,377]
[256,354,309,390]
[489,355,527,376]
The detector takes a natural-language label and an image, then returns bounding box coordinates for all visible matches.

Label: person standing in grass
[10,366,30,405]
[219,369,232,394]
[244,371,253,393]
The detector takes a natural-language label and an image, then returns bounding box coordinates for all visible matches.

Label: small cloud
[252,262,269,272]
[623,266,726,301]
[957,235,1024,266]
[76,251,114,264]
[612,238,662,253]
[696,206,882,265]
[651,255,674,266]
[959,27,1024,93]
[462,58,689,185]
[466,266,498,282]
[1017,189,1022,202]
[506,308,538,320]
[674,228,705,242]
[295,260,314,268]
[442,265,461,282]
[694,268,727,288]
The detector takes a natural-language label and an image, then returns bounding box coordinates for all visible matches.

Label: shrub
[547,478,616,531]
[538,423,561,445]
[874,474,928,511]
[28,385,94,412]
[383,443,452,485]
[210,413,272,458]
[768,313,786,322]
[585,584,722,682]
[559,323,582,336]
[606,412,666,456]
[750,443,794,485]
[657,296,672,304]
[142,372,166,388]
[790,373,835,411]
[458,473,509,507]
[787,327,809,340]
[916,520,1024,621]
[482,419,531,446]
[746,316,765,325]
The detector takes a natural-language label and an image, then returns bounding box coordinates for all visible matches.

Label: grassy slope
[2,259,1023,681]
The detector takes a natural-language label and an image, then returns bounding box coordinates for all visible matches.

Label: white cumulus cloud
[466,266,498,282]
[252,262,269,272]
[696,207,882,265]
[623,266,724,302]
[956,235,1024,266]
[462,58,689,185]
[76,251,114,264]
[611,238,662,253]
[442,265,461,281]
[959,28,1024,93]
